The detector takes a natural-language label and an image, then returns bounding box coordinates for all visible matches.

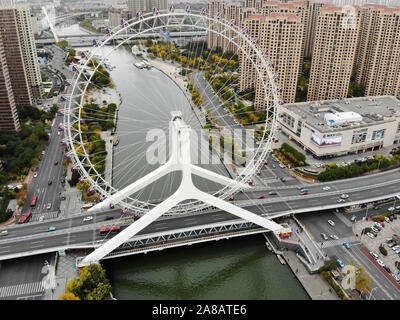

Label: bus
[30,196,38,207]
[99,226,120,235]
[18,211,32,224]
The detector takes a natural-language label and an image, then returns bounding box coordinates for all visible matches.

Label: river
[68,24,309,300]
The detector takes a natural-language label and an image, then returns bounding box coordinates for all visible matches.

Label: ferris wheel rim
[64,10,280,215]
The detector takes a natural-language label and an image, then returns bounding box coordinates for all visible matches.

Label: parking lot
[355,214,400,283]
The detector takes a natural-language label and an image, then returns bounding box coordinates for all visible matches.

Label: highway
[2,167,400,260]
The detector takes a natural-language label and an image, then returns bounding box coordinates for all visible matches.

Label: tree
[58,292,80,300]
[353,265,371,292]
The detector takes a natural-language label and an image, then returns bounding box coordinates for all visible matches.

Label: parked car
[321,233,328,240]
[328,220,335,227]
[376,259,385,267]
[389,215,394,221]
[371,226,380,233]
[374,222,382,229]
[369,251,379,260]
[47,203,51,210]
[343,242,350,249]
[383,266,391,273]
[379,221,385,227]
[367,232,375,239]
[33,172,38,178]
[0,230,8,236]
[330,235,339,240]
[384,217,390,223]
[388,242,396,248]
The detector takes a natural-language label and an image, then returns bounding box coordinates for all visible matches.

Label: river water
[70,25,309,300]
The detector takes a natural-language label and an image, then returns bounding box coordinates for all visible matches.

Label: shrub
[379,245,387,256]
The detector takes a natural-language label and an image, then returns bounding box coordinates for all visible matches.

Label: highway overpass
[0,167,399,262]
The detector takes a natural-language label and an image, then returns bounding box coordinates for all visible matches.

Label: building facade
[277,96,400,157]
[355,4,400,97]
[0,32,20,132]
[307,5,360,101]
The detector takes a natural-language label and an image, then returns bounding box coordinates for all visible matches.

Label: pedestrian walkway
[280,250,339,300]
[29,210,59,221]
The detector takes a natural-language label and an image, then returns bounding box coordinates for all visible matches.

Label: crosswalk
[319,235,359,249]
[0,281,46,299]
[30,211,59,222]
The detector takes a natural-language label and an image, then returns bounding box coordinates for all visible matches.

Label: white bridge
[77,112,282,267]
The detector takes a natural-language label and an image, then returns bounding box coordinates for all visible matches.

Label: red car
[378,221,385,227]
[300,191,308,195]
[258,195,265,199]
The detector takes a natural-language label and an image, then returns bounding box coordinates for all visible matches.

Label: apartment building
[0,33,20,132]
[307,5,360,101]
[355,4,400,97]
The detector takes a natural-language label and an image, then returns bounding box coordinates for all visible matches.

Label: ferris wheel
[63,9,280,218]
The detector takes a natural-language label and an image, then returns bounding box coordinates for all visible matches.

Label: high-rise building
[254,13,304,110]
[0,32,20,132]
[127,0,167,13]
[354,4,400,97]
[307,5,360,101]
[0,5,42,107]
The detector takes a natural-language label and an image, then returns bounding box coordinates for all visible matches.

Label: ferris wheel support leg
[79,190,184,267]
[88,161,176,212]
[193,189,282,233]
[190,164,248,189]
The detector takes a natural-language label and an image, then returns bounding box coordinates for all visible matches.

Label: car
[379,221,385,227]
[321,233,328,240]
[389,215,394,221]
[388,207,395,212]
[376,259,385,267]
[366,232,375,239]
[394,274,400,282]
[45,227,56,232]
[395,248,400,254]
[300,191,308,195]
[105,216,114,221]
[388,242,396,248]
[300,188,309,192]
[47,203,51,210]
[337,199,346,203]
[280,177,287,182]
[383,266,391,273]
[322,186,331,191]
[257,195,265,199]
[297,186,304,190]
[394,214,398,220]
[54,161,58,165]
[330,235,339,240]
[39,216,44,222]
[0,230,8,236]
[83,216,93,222]
[374,222,382,229]
[57,131,61,135]
[384,217,390,223]
[340,194,349,199]
[41,150,45,155]
[272,164,276,168]
[369,251,379,260]
[337,259,345,268]
[48,180,52,185]
[268,191,277,195]
[328,220,335,227]
[343,242,350,249]
[279,164,285,168]
[396,206,400,210]
[33,172,38,178]
[371,226,380,233]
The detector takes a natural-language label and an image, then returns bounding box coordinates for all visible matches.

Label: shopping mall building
[277,96,400,158]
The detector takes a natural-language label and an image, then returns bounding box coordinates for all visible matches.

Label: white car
[83,216,93,222]
[369,251,379,260]
[322,186,331,191]
[33,172,38,178]
[328,220,335,227]
[396,206,400,210]
[385,217,390,223]
[330,235,339,240]
[377,259,385,267]
[42,150,45,155]
[366,232,375,239]
[47,203,51,210]
[388,207,395,212]
[337,199,346,203]
[39,216,44,222]
[371,226,380,233]
[340,194,349,199]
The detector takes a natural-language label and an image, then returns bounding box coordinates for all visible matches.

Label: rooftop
[282,96,400,133]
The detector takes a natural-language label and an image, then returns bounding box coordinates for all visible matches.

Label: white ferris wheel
[62,8,282,265]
